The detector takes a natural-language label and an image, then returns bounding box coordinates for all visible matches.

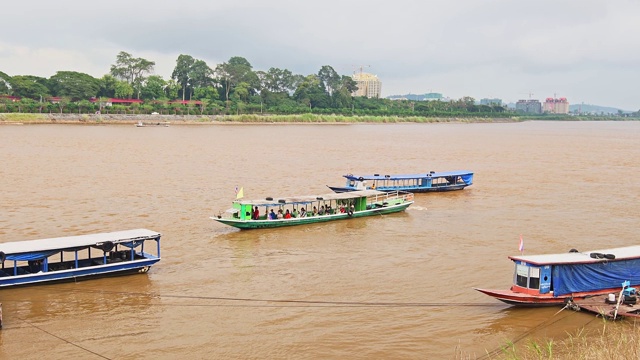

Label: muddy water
[0,121,638,359]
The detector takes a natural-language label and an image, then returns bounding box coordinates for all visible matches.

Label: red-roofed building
[0,95,21,102]
[168,100,203,105]
[90,98,144,106]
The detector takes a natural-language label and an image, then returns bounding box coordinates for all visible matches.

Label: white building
[352,72,382,98]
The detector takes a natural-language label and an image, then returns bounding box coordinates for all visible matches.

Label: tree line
[0,51,511,117]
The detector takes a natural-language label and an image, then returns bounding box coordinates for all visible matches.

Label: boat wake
[408,206,428,211]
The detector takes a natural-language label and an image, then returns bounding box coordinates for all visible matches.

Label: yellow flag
[236,187,244,199]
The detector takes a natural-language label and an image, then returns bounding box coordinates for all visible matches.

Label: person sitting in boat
[252,206,260,220]
[312,206,318,216]
[277,209,284,219]
[284,209,292,219]
[340,206,346,213]
[300,208,307,217]
[318,206,325,215]
[292,208,299,218]
[269,209,277,220]
[371,182,376,189]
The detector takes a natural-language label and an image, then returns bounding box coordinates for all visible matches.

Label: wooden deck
[571,294,640,320]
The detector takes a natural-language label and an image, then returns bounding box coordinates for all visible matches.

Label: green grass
[455,319,640,359]
[0,113,48,122]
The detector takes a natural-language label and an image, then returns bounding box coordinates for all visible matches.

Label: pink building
[543,97,569,114]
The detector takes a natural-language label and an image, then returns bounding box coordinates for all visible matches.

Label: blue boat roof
[509,245,640,265]
[0,229,161,255]
[344,170,473,181]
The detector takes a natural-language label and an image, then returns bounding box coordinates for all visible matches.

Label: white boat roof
[234,190,389,206]
[509,245,640,265]
[0,229,161,255]
[344,171,473,180]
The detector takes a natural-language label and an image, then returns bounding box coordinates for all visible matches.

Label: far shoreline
[0,113,516,125]
[0,112,634,125]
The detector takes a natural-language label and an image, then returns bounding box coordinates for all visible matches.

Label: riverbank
[0,112,517,124]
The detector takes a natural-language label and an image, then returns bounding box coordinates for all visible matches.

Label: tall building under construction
[543,97,570,114]
[352,72,382,98]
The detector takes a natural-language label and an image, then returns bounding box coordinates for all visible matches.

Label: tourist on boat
[312,206,318,216]
[269,209,277,220]
[292,208,299,218]
[277,209,284,219]
[318,206,325,215]
[252,206,260,220]
[300,208,307,217]
[284,209,292,219]
[340,206,346,213]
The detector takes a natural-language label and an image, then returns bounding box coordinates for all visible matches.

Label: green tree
[193,86,219,102]
[48,71,100,100]
[317,65,340,97]
[77,99,93,114]
[140,75,167,100]
[292,75,329,109]
[262,67,295,93]
[215,56,258,102]
[9,75,49,100]
[114,81,134,99]
[0,71,11,94]
[171,54,195,101]
[98,74,118,98]
[171,55,214,101]
[109,51,155,99]
[164,79,180,99]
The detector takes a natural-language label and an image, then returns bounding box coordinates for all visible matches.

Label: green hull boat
[212,190,414,230]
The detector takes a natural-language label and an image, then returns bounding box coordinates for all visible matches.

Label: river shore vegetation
[455,319,640,359]
[2,51,638,122]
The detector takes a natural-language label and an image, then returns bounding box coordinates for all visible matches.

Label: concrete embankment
[0,113,517,124]
[0,113,228,124]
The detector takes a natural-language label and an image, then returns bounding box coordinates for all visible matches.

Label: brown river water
[0,121,639,359]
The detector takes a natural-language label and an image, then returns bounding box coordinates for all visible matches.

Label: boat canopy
[234,190,387,206]
[509,246,640,265]
[0,229,161,257]
[344,171,473,181]
[552,258,640,296]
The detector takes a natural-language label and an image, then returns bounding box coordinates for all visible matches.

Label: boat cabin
[509,246,640,297]
[331,171,474,193]
[0,229,161,287]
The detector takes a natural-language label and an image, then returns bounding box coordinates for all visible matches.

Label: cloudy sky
[2,0,639,110]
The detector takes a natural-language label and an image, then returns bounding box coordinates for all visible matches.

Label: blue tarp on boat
[552,258,640,296]
[460,174,473,185]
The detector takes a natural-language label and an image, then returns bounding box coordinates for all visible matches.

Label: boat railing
[369,190,413,204]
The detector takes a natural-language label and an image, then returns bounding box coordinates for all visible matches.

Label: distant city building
[424,93,443,100]
[543,97,569,114]
[352,72,382,98]
[387,93,443,101]
[480,98,502,106]
[515,99,542,114]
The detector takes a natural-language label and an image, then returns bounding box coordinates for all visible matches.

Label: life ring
[358,177,364,181]
[347,211,354,217]
[266,197,273,201]
[569,249,579,253]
